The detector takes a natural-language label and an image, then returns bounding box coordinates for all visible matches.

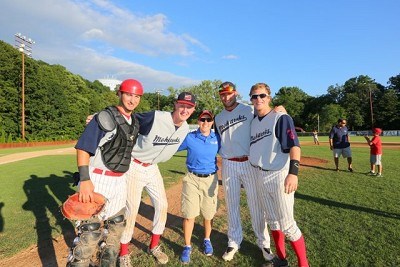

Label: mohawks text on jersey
[218,115,248,134]
[152,135,180,146]
[250,128,273,145]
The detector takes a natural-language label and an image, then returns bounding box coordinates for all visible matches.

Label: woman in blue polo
[177,110,221,264]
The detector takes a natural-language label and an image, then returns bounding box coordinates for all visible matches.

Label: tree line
[0,40,399,142]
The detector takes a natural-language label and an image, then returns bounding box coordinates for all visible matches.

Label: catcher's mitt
[61,192,106,220]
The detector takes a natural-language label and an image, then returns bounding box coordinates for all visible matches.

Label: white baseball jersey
[215,103,253,158]
[215,103,270,250]
[249,112,290,171]
[121,111,190,244]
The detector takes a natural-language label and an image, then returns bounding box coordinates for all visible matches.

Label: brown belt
[133,158,152,167]
[93,168,124,177]
[228,156,248,162]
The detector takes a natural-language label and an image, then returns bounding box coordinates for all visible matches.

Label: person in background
[312,129,320,145]
[364,128,383,177]
[178,110,220,264]
[329,118,353,172]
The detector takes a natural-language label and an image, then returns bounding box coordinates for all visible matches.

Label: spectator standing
[364,128,383,177]
[329,118,353,172]
[178,110,221,264]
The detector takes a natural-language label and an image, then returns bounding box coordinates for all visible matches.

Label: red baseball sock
[271,230,286,260]
[290,235,309,267]
[149,234,161,249]
[120,242,129,256]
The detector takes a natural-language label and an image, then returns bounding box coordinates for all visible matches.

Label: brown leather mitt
[61,192,106,220]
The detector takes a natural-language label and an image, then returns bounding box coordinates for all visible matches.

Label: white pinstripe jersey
[132,111,189,164]
[215,103,254,158]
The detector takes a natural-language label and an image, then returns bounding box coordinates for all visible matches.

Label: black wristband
[289,160,300,176]
[78,165,90,181]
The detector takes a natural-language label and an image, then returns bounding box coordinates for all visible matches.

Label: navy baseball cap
[176,92,196,107]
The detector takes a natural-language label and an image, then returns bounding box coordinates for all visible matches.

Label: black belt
[190,171,216,178]
[251,164,270,172]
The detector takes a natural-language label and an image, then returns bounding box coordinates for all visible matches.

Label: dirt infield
[0,148,328,267]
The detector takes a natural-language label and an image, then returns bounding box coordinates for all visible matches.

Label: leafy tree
[273,86,310,127]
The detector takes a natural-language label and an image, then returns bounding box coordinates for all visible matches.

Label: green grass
[298,135,400,143]
[0,144,399,266]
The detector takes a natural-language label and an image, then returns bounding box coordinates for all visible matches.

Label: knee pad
[69,219,102,263]
[99,209,126,266]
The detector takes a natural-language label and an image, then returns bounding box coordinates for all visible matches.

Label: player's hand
[273,105,287,114]
[86,114,94,125]
[78,180,95,203]
[329,145,333,150]
[284,174,298,194]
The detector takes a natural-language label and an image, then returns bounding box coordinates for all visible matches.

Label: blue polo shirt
[178,129,220,175]
[329,125,350,149]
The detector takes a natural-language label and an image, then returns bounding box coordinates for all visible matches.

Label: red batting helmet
[118,79,144,96]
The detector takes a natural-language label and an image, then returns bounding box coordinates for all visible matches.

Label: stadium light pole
[369,85,374,128]
[155,89,163,110]
[14,33,35,141]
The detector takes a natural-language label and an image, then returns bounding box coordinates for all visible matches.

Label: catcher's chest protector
[100,106,139,173]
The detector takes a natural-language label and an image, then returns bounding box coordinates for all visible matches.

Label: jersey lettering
[218,115,248,134]
[152,135,180,146]
[250,128,272,145]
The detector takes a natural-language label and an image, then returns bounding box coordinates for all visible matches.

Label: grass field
[0,142,399,266]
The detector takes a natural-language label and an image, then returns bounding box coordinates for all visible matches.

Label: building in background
[98,77,121,91]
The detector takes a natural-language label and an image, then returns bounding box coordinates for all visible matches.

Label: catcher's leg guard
[67,218,102,267]
[99,208,126,267]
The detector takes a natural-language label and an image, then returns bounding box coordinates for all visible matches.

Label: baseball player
[118,92,196,266]
[214,81,273,262]
[329,118,353,172]
[178,110,221,264]
[249,82,309,267]
[312,129,320,145]
[67,79,143,267]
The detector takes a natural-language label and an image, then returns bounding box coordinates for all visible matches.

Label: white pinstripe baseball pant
[85,166,127,220]
[120,162,168,244]
[254,169,302,242]
[221,158,270,249]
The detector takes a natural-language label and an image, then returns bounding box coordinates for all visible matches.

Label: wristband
[78,165,90,181]
[289,160,300,176]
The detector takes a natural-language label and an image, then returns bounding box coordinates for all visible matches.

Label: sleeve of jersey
[75,116,106,156]
[275,115,300,153]
[135,111,155,135]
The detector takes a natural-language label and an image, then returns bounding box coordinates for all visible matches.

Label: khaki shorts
[333,147,352,158]
[181,172,218,220]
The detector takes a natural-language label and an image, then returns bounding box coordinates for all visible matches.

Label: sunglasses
[250,93,269,100]
[199,118,213,122]
[218,85,236,93]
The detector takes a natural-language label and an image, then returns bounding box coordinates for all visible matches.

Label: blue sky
[1,0,399,98]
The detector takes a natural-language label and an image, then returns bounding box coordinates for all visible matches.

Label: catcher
[64,79,143,267]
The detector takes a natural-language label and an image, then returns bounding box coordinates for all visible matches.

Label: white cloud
[0,0,203,90]
[222,54,239,60]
